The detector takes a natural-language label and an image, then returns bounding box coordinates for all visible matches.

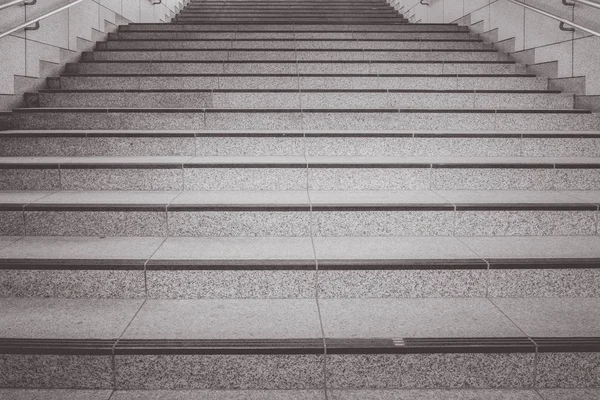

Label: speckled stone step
[98,39,488,51]
[1,232,600,299]
[120,23,469,32]
[84,48,507,62]
[110,31,477,40]
[31,90,573,110]
[69,60,526,75]
[0,189,599,237]
[0,296,598,389]
[2,131,600,158]
[49,74,543,91]
[2,109,597,131]
[1,156,600,190]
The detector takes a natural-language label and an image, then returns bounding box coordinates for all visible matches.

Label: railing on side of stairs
[0,0,167,41]
[508,0,600,38]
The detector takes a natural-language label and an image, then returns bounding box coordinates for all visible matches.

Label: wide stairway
[0,0,600,398]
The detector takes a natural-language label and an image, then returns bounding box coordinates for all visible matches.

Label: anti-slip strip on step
[0,259,146,270]
[2,257,599,271]
[487,258,600,269]
[2,337,599,355]
[105,39,482,43]
[10,109,589,115]
[90,48,497,52]
[1,203,598,212]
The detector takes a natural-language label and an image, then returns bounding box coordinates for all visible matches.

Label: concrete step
[171,18,408,23]
[83,49,507,62]
[0,130,597,157]
[119,23,468,32]
[1,156,600,190]
[99,39,488,51]
[50,74,543,91]
[2,109,597,131]
[69,61,526,75]
[3,109,598,131]
[31,90,573,110]
[110,30,477,40]
[1,389,599,400]
[2,130,599,158]
[0,296,598,389]
[0,189,599,237]
[1,231,600,298]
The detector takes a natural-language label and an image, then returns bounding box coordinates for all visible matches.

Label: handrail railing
[0,0,35,12]
[508,0,600,38]
[0,0,84,40]
[564,0,600,11]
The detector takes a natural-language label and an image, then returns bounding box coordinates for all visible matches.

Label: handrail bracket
[559,21,575,31]
[562,0,576,5]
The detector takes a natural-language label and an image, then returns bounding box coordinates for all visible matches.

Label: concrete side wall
[390,0,600,95]
[0,0,189,110]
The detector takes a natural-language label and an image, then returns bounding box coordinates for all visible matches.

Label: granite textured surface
[115,354,325,389]
[311,211,454,236]
[535,353,600,388]
[0,269,145,298]
[327,389,543,399]
[213,92,301,109]
[394,112,496,131]
[219,76,297,90]
[488,269,600,297]
[184,168,307,191]
[495,113,600,131]
[0,169,60,190]
[61,168,184,191]
[326,353,535,389]
[0,211,24,235]
[0,298,143,338]
[537,389,600,399]
[146,270,316,299]
[318,270,487,298]
[454,211,597,236]
[319,298,523,337]
[0,389,112,400]
[492,298,600,337]
[195,137,304,156]
[140,76,218,90]
[412,137,521,157]
[431,168,555,190]
[109,390,326,400]
[24,211,167,237]
[204,112,302,131]
[305,137,413,157]
[554,169,600,190]
[0,354,113,389]
[522,138,600,157]
[308,169,430,190]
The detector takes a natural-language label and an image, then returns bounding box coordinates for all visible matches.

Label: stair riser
[3,351,594,389]
[36,92,573,110]
[55,76,544,91]
[1,166,600,191]
[4,136,599,157]
[113,32,476,40]
[88,51,505,62]
[120,24,468,32]
[172,18,406,22]
[2,268,598,299]
[72,62,525,75]
[0,354,324,390]
[1,209,597,237]
[3,111,596,131]
[101,41,486,50]
[176,11,399,16]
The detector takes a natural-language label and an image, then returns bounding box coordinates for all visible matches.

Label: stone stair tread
[3,389,600,400]
[1,190,599,208]
[3,155,600,166]
[1,297,600,340]
[2,235,600,263]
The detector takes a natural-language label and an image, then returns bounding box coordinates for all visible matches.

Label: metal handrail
[0,0,35,12]
[564,0,600,11]
[0,0,84,40]
[508,0,600,38]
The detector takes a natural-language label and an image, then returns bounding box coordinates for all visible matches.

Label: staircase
[0,0,600,398]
